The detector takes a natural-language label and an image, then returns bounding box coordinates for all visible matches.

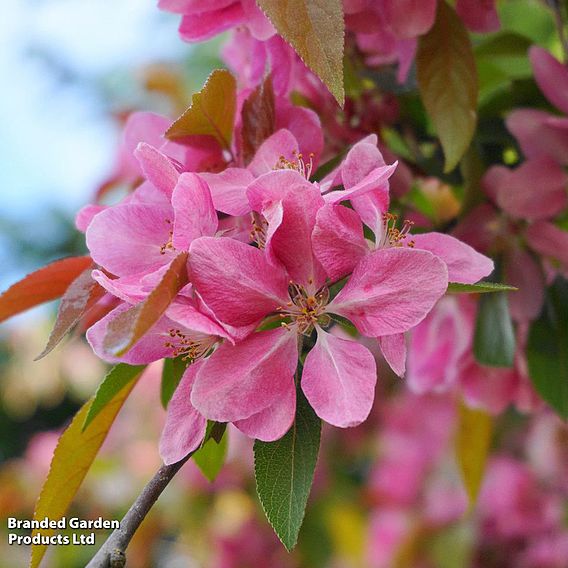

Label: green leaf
[475,32,533,101]
[36,267,104,360]
[256,0,345,105]
[103,252,189,357]
[254,390,321,551]
[455,402,493,507]
[30,377,139,568]
[193,430,228,482]
[527,277,568,419]
[447,282,518,294]
[473,291,516,367]
[165,69,237,150]
[204,420,227,444]
[416,0,478,172]
[82,364,146,431]
[161,357,187,409]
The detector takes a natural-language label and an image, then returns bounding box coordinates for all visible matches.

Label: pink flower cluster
[159,0,499,91]
[365,392,568,568]
[406,295,541,414]
[78,105,492,464]
[455,47,568,324]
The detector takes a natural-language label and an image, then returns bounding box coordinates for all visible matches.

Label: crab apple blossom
[179,141,493,437]
[5,0,568,563]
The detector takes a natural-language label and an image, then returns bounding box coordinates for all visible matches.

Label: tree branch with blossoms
[1,1,568,566]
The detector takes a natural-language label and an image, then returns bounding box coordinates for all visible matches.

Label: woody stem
[85,454,191,568]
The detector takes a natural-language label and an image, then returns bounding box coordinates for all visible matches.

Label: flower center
[377,213,415,248]
[164,328,217,361]
[277,283,330,335]
[250,212,268,249]
[274,150,314,180]
[160,219,175,255]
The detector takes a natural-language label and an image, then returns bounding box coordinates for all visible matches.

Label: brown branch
[85,454,191,568]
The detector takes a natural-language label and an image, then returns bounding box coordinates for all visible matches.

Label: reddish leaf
[165,70,237,150]
[241,75,276,164]
[103,252,189,356]
[35,267,105,360]
[0,256,92,324]
[256,0,345,105]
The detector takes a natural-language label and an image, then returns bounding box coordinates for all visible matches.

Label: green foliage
[193,429,228,482]
[474,291,516,367]
[527,277,568,419]
[254,390,321,551]
[31,377,139,568]
[257,0,345,105]
[160,357,187,409]
[83,364,146,430]
[417,1,478,172]
[166,69,237,150]
[447,282,518,294]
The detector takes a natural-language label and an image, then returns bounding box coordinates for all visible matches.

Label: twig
[86,454,191,568]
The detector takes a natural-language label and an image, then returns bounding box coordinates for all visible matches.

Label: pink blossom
[185,163,449,435]
[478,457,564,539]
[159,0,275,43]
[407,295,476,393]
[455,156,568,322]
[367,509,413,568]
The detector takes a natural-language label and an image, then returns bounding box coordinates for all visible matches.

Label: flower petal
[275,102,323,168]
[134,142,180,198]
[189,237,289,327]
[166,295,232,340]
[172,173,218,250]
[325,163,397,205]
[341,138,388,188]
[384,0,437,39]
[248,170,326,288]
[312,203,368,281]
[302,328,377,427]
[199,168,255,216]
[91,268,166,304]
[86,203,175,277]
[530,46,568,115]
[328,248,448,336]
[191,328,298,421]
[526,221,568,268]
[159,361,207,465]
[339,139,391,238]
[86,304,172,364]
[178,3,245,42]
[247,129,299,177]
[75,204,106,233]
[504,247,545,323]
[506,109,568,166]
[495,157,568,221]
[234,382,296,441]
[116,111,172,182]
[411,232,494,284]
[456,0,499,33]
[378,333,407,377]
